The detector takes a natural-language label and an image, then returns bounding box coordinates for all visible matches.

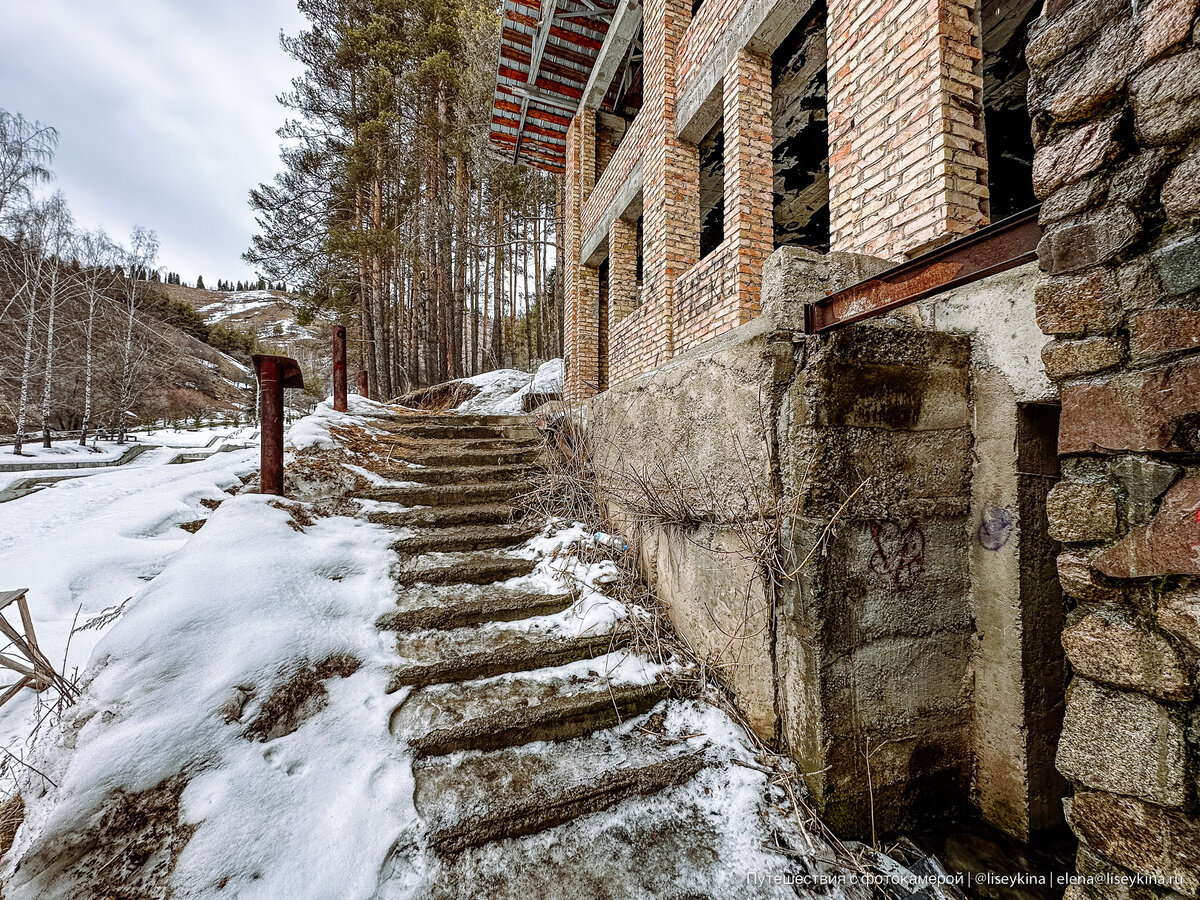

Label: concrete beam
[582,162,644,265]
[675,0,819,143]
[580,0,643,111]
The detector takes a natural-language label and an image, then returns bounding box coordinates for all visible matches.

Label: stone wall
[1027,0,1200,893]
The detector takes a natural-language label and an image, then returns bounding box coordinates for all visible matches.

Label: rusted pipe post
[332,324,348,412]
[252,354,304,497]
[357,369,369,399]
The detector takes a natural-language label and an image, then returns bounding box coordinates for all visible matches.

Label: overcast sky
[0,0,308,285]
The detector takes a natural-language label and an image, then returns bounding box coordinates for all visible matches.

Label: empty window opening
[595,113,626,182]
[983,0,1042,219]
[636,213,644,293]
[698,118,725,259]
[771,3,830,251]
[594,23,643,182]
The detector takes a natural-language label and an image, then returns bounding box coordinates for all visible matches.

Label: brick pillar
[564,112,601,400]
[827,0,989,259]
[640,0,699,366]
[722,49,774,323]
[608,217,639,327]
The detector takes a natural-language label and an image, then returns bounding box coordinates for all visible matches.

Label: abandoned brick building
[491,0,1200,890]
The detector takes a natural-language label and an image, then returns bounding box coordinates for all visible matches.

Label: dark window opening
[601,22,643,123]
[598,258,609,392]
[770,3,830,251]
[636,214,644,289]
[698,118,725,259]
[595,23,643,183]
[692,0,706,15]
[983,0,1042,219]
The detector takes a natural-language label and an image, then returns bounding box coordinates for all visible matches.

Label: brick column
[564,110,601,400]
[608,217,639,327]
[827,0,989,259]
[722,49,774,324]
[640,0,699,366]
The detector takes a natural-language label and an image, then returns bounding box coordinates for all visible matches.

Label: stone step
[389,625,626,689]
[415,730,706,855]
[375,464,537,486]
[368,503,518,529]
[377,422,539,441]
[377,434,542,454]
[383,446,543,468]
[360,481,526,507]
[368,413,533,428]
[391,523,539,555]
[392,551,537,587]
[378,584,575,632]
[390,664,670,758]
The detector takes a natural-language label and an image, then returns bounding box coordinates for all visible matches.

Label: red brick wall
[827,0,989,259]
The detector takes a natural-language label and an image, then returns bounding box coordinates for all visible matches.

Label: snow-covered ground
[0,440,132,464]
[0,447,260,768]
[0,396,952,899]
[456,358,563,414]
[199,290,281,324]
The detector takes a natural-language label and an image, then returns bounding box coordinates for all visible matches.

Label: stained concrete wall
[915,264,1066,840]
[584,269,980,837]
[581,246,1070,844]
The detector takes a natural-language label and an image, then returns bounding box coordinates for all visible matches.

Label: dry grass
[242,655,361,743]
[0,793,23,857]
[398,380,480,411]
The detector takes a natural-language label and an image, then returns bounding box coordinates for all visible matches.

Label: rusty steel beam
[332,324,348,412]
[253,354,304,497]
[804,206,1043,334]
[357,370,370,400]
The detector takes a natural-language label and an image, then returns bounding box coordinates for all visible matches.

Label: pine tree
[197,275,206,290]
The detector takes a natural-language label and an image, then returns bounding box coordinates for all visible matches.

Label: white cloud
[0,0,307,283]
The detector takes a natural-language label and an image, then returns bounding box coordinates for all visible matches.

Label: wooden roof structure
[490,0,616,174]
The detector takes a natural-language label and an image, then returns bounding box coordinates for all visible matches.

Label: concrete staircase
[357,413,801,897]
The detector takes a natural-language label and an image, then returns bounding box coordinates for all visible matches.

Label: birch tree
[0,109,57,222]
[75,228,116,445]
[116,227,159,444]
[38,193,73,447]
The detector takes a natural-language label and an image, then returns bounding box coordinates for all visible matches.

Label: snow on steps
[376,583,575,632]
[369,502,516,529]
[361,480,528,507]
[414,728,706,854]
[390,522,541,555]
[388,659,670,758]
[388,627,629,689]
[392,550,537,586]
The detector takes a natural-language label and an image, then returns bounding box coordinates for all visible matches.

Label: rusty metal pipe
[357,369,369,400]
[253,354,304,498]
[332,325,348,412]
[257,356,284,496]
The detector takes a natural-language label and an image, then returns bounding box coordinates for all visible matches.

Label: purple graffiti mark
[978,503,1015,551]
[868,518,926,588]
